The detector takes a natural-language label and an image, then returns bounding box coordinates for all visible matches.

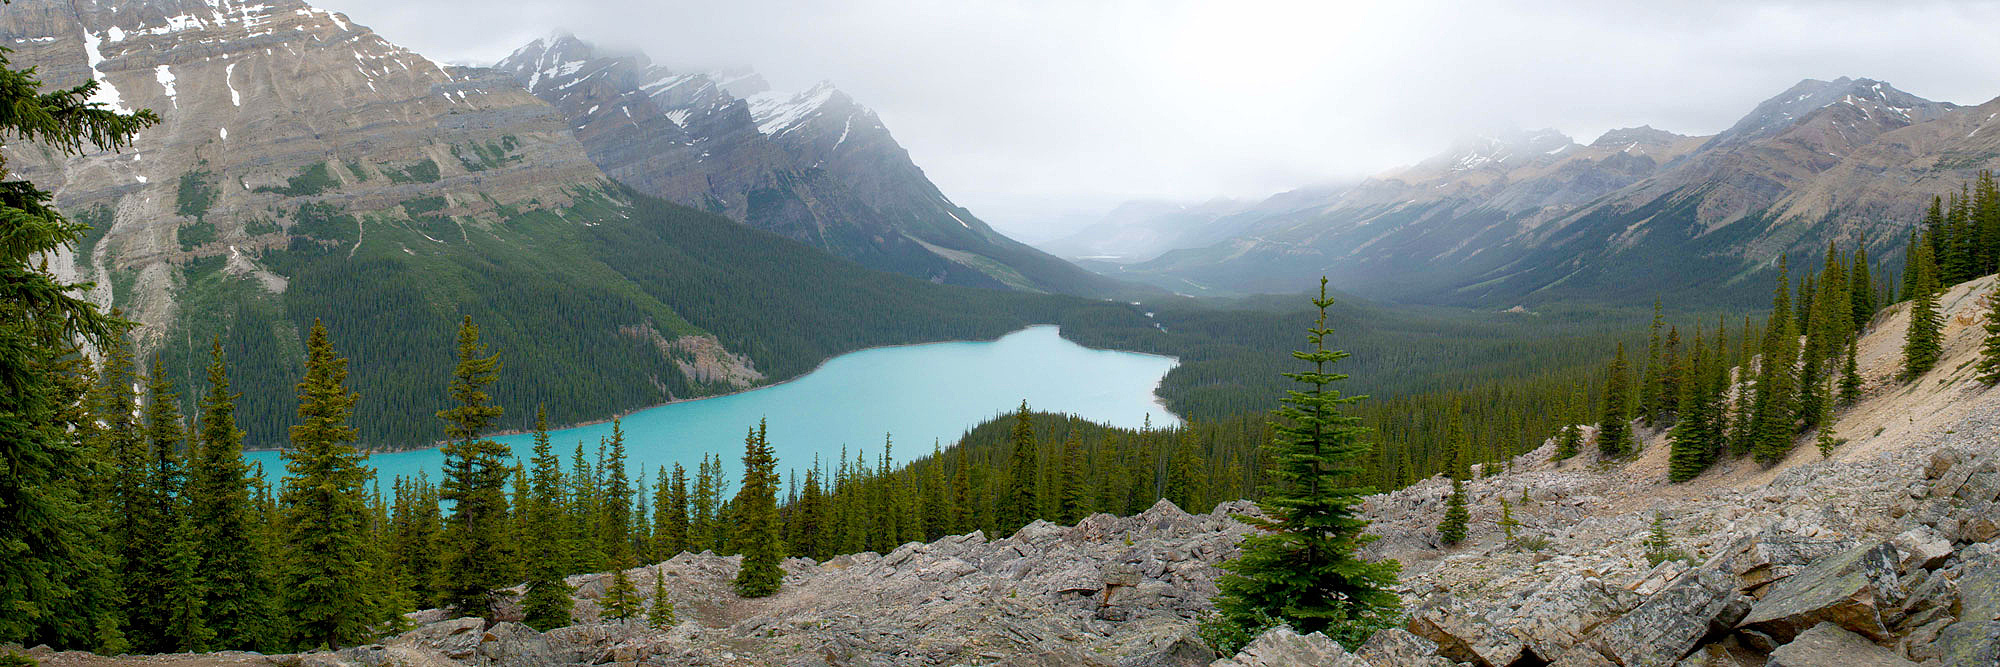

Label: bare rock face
[1589,565,1749,667]
[1765,622,1916,667]
[1208,626,1368,667]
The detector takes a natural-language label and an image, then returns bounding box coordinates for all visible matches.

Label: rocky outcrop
[1764,623,1915,667]
[1207,627,1364,667]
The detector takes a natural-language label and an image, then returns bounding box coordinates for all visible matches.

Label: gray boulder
[1738,542,1904,643]
[1934,544,2000,667]
[1409,598,1524,666]
[1765,622,1916,667]
[1590,566,1749,667]
[1355,627,1452,667]
[1208,626,1369,667]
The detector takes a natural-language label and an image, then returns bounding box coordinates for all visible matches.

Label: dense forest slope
[1116,78,2000,308]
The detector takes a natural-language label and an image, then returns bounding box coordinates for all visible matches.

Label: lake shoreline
[245,324,1182,453]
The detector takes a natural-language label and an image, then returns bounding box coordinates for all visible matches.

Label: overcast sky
[332,0,2000,240]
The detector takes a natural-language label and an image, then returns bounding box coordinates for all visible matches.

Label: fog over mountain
[311,0,2000,239]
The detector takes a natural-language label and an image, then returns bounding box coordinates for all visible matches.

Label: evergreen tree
[0,41,155,650]
[520,406,573,631]
[1839,336,1863,406]
[792,462,827,559]
[121,358,188,652]
[1751,261,1801,465]
[1641,514,1683,566]
[1667,328,1718,483]
[436,316,511,618]
[997,401,1040,535]
[1978,287,2000,384]
[388,473,443,610]
[732,421,783,597]
[185,341,272,649]
[599,569,641,622]
[1437,479,1469,546]
[1641,301,1665,425]
[647,568,677,630]
[658,464,690,557]
[1496,497,1519,543]
[1211,279,1400,649]
[566,442,603,571]
[1902,240,1944,380]
[161,510,214,651]
[279,321,377,650]
[597,421,633,570]
[1850,238,1874,330]
[1596,343,1634,459]
[1057,433,1090,523]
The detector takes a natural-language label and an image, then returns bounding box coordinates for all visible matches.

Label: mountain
[0,0,1139,447]
[494,34,1129,297]
[1118,77,1990,305]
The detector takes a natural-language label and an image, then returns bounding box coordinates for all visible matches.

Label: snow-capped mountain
[1118,77,1997,306]
[497,34,1125,296]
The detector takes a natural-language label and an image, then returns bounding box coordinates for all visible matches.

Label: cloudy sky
[333,0,2000,240]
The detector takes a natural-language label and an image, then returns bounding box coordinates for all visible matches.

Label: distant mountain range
[495,33,1125,297]
[0,0,1140,446]
[1082,77,1998,306]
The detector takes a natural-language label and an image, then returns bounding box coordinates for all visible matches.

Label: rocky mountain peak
[1590,124,1688,149]
[1705,76,1955,151]
[1431,128,1577,171]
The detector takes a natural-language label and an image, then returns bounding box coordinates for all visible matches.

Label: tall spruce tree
[1437,479,1469,546]
[597,421,633,569]
[1978,287,2000,384]
[1211,279,1400,649]
[1850,238,1874,330]
[733,421,783,597]
[997,401,1040,535]
[1902,240,1944,380]
[520,406,573,631]
[436,316,511,618]
[186,341,272,649]
[279,321,377,650]
[1750,261,1803,464]
[1057,433,1090,524]
[1596,343,1634,459]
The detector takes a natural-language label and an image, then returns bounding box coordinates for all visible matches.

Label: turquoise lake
[245,325,1179,490]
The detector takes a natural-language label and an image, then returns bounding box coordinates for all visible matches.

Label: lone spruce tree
[647,567,677,630]
[732,421,783,597]
[1211,278,1400,649]
[1437,480,1469,546]
[437,316,511,618]
[279,321,377,650]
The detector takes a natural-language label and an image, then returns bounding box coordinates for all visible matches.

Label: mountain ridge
[1106,77,1993,305]
[495,33,1133,297]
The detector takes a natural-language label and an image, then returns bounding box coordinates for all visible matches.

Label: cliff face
[1,0,606,345]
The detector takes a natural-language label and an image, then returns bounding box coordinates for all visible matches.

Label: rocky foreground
[24,426,2000,666]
